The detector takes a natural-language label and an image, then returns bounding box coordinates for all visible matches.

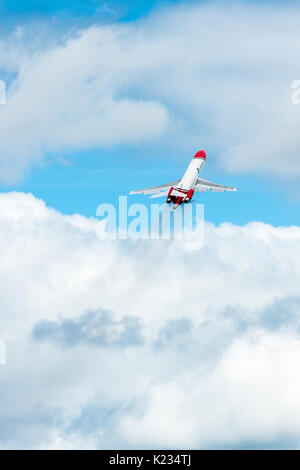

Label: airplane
[129,150,237,209]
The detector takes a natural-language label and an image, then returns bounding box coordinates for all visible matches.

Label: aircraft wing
[194,177,237,192]
[129,180,181,196]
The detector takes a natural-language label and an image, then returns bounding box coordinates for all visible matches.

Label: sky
[1,0,300,450]
[0,0,300,225]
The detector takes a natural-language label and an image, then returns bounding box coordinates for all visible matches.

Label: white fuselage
[178,157,205,190]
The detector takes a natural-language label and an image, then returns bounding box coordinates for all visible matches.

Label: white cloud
[119,331,300,448]
[1,192,300,448]
[0,25,170,181]
[1,2,300,181]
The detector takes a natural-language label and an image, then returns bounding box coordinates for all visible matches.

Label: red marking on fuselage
[193,150,206,160]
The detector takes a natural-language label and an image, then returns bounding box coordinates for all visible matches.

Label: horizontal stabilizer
[170,189,188,197]
[130,179,181,196]
[150,190,169,198]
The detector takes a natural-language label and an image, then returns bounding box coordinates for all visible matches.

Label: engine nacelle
[168,186,174,197]
[185,189,194,202]
[167,186,174,203]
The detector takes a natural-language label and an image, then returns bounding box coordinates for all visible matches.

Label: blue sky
[0,0,300,227]
[0,0,189,24]
[2,147,299,227]
[1,0,184,17]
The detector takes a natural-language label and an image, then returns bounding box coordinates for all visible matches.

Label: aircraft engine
[185,189,194,202]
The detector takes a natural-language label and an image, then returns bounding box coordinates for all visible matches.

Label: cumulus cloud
[1,2,300,180]
[32,310,144,347]
[1,192,300,448]
[0,25,170,181]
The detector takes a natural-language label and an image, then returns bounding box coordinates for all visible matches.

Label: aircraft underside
[166,187,194,209]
